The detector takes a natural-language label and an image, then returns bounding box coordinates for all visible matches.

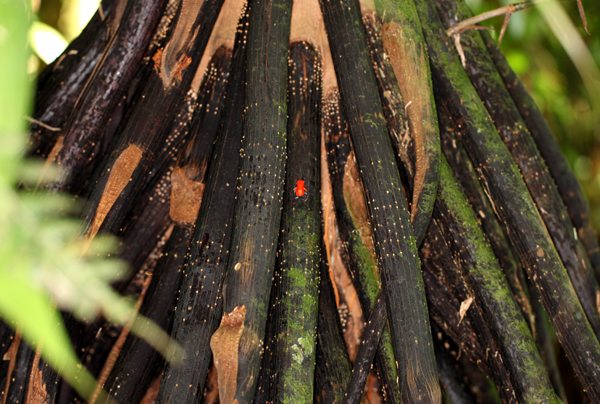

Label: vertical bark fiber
[264,41,322,404]
[156,3,248,400]
[413,0,600,398]
[314,256,352,404]
[319,0,440,401]
[213,0,293,400]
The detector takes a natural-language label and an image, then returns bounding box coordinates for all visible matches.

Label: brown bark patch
[25,347,47,404]
[210,306,246,404]
[84,144,143,254]
[170,164,206,225]
[381,21,430,223]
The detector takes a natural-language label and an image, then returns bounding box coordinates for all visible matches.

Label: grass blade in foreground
[413,0,600,397]
[319,0,439,400]
[209,0,292,400]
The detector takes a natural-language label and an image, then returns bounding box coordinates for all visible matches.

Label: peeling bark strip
[412,0,600,398]
[215,0,293,401]
[262,41,322,404]
[323,90,399,402]
[55,0,168,192]
[28,0,123,159]
[314,255,352,404]
[482,32,600,285]
[318,0,440,401]
[342,294,386,404]
[210,306,246,404]
[4,341,35,404]
[434,156,559,403]
[156,6,248,399]
[361,1,440,247]
[96,226,191,404]
[434,0,600,340]
[80,0,226,247]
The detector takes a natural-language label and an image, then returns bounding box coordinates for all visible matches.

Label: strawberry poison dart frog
[294,179,307,199]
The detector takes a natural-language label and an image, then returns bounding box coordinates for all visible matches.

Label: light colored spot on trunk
[458,295,474,325]
[210,306,247,404]
[170,164,205,225]
[536,248,544,257]
[84,144,143,255]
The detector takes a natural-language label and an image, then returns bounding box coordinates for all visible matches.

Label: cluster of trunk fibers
[28,0,123,158]
[211,0,292,400]
[413,0,600,398]
[257,41,322,403]
[361,4,440,247]
[437,105,568,400]
[342,293,387,404]
[434,0,600,339]
[319,0,440,400]
[96,226,191,404]
[314,253,352,404]
[434,157,559,402]
[482,32,600,284]
[55,0,168,192]
[437,106,534,329]
[80,0,226,250]
[157,4,249,401]
[421,220,518,402]
[95,43,232,404]
[323,90,400,402]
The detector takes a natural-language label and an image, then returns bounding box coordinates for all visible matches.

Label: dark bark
[212,0,293,400]
[319,0,439,400]
[342,294,386,404]
[156,5,248,400]
[482,32,600,285]
[323,89,400,402]
[413,0,600,398]
[314,256,352,404]
[28,0,125,158]
[434,0,600,339]
[97,225,191,404]
[55,0,168,192]
[265,41,322,403]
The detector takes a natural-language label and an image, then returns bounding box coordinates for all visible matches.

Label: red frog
[293,179,307,199]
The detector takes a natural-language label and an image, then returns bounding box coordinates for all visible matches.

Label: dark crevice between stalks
[413,0,600,398]
[482,32,600,285]
[28,0,124,159]
[438,105,568,401]
[433,333,478,404]
[323,89,400,403]
[209,0,293,399]
[434,0,600,340]
[156,4,249,401]
[342,293,386,404]
[54,0,168,193]
[319,0,439,400]
[314,249,352,404]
